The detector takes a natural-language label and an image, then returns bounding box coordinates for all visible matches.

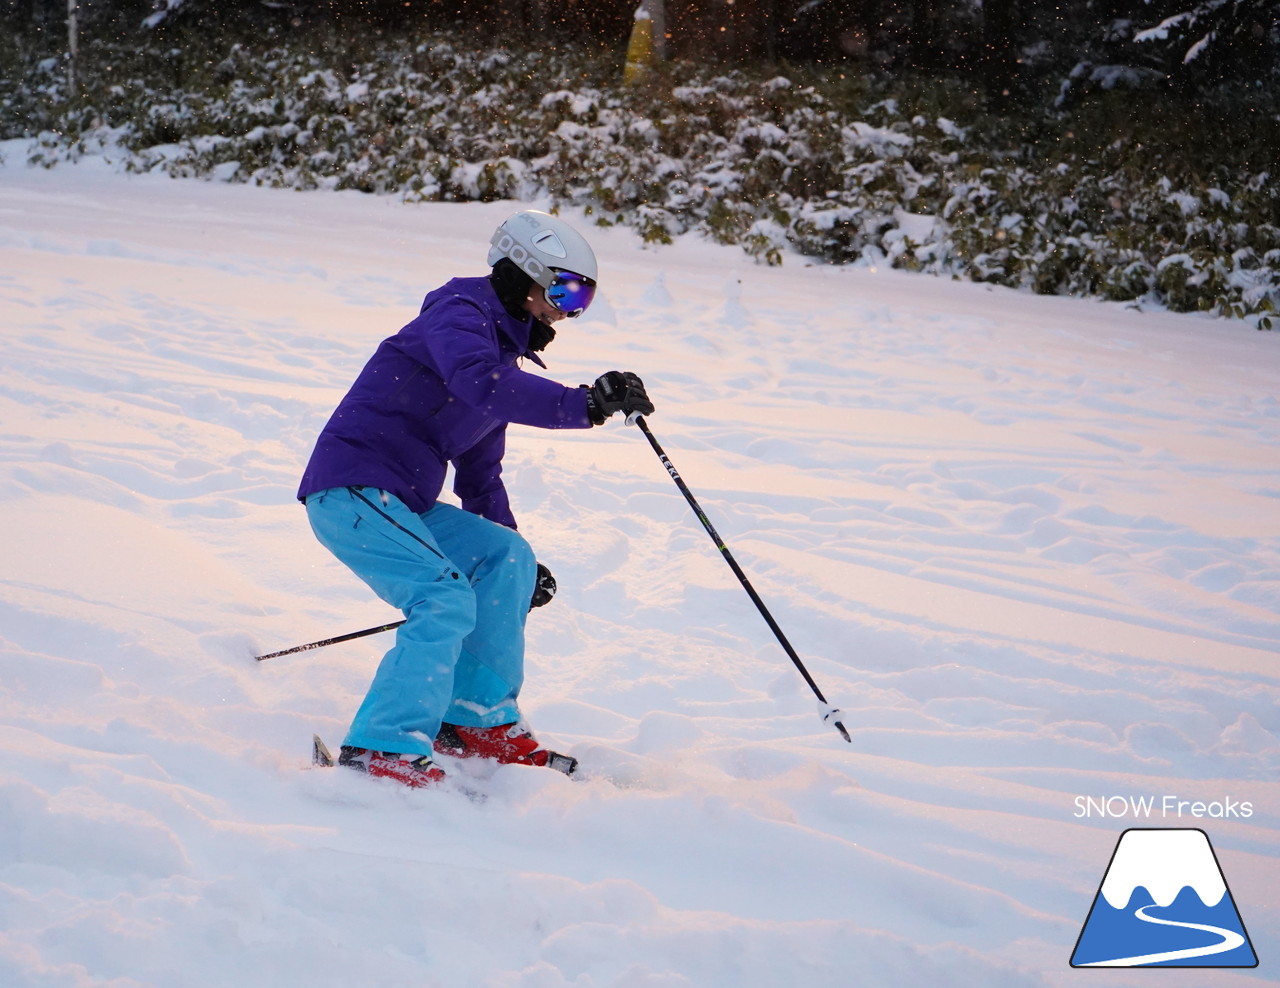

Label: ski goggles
[544,269,596,317]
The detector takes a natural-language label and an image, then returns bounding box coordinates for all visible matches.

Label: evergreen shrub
[2,27,1275,327]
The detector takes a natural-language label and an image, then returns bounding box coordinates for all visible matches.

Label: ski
[310,734,578,778]
[312,733,335,767]
[545,751,579,776]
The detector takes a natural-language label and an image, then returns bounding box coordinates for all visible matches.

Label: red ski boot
[338,746,446,789]
[434,722,578,776]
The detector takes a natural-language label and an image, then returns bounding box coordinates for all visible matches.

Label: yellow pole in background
[624,3,655,85]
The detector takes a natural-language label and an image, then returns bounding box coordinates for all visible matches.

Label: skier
[297,210,654,788]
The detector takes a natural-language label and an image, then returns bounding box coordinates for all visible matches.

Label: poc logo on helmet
[492,232,546,282]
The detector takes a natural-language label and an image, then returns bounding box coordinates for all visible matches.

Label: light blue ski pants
[304,486,536,757]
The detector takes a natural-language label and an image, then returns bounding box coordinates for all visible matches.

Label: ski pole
[626,412,851,743]
[256,563,558,662]
[255,619,405,662]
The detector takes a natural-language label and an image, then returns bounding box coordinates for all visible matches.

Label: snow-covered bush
[3,30,1276,327]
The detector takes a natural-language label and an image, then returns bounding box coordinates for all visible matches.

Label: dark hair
[489,257,533,319]
[489,256,556,352]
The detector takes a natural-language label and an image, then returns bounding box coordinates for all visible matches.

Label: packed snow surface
[1,147,1277,987]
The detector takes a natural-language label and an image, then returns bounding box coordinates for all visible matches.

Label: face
[524,289,569,324]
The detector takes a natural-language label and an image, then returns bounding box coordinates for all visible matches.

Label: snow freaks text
[1073,795,1254,820]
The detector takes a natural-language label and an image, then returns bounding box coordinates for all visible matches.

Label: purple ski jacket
[297,276,593,528]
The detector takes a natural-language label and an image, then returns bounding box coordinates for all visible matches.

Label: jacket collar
[429,277,549,367]
[485,281,549,367]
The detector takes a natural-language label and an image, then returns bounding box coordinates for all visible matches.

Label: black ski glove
[529,562,557,610]
[584,371,655,425]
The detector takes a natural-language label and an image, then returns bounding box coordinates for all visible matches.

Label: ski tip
[312,734,335,768]
[545,751,579,776]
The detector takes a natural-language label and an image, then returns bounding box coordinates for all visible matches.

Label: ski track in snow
[1,146,1278,987]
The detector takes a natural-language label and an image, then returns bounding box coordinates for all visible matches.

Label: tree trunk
[647,0,667,59]
[980,0,1020,109]
[66,0,78,96]
[906,0,948,70]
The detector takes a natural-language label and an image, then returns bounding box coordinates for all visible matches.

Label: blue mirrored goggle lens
[545,270,596,316]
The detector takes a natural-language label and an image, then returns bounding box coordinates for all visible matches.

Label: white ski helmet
[487,209,598,290]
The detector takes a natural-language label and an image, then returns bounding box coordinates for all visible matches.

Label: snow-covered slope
[1,148,1276,987]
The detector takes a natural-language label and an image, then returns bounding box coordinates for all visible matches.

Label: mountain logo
[1071,828,1258,968]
